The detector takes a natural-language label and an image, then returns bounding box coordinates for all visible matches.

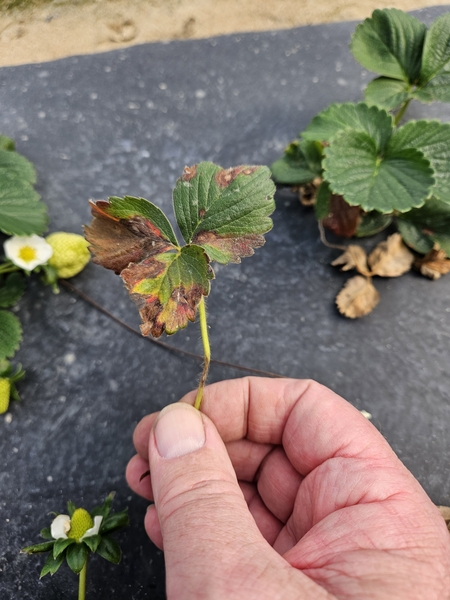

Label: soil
[0,0,449,67]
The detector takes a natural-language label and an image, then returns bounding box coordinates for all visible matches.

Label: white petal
[4,234,53,271]
[81,515,103,539]
[51,514,71,540]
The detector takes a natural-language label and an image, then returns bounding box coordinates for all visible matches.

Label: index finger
[134,377,394,477]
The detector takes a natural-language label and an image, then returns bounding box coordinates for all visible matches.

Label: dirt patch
[0,0,449,66]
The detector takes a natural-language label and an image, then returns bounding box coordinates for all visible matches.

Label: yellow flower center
[67,508,94,541]
[18,246,37,264]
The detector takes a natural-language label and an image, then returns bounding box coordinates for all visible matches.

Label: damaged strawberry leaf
[86,162,275,407]
[271,7,450,318]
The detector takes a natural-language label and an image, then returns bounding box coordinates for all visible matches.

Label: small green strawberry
[0,377,11,414]
[0,360,25,414]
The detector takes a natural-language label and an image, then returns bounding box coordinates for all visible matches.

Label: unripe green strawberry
[46,232,90,279]
[0,378,11,414]
[67,508,94,540]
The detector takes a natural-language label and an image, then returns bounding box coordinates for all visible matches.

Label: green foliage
[270,140,322,184]
[0,273,26,307]
[86,162,275,337]
[96,537,121,564]
[0,310,22,360]
[40,553,64,578]
[0,146,48,236]
[66,542,88,574]
[271,9,450,255]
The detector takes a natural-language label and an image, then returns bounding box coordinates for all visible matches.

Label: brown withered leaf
[322,194,362,238]
[368,233,414,277]
[297,177,323,206]
[331,245,370,276]
[438,506,450,531]
[336,276,380,318]
[415,247,450,280]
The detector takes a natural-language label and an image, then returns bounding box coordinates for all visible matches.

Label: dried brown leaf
[331,245,370,276]
[368,233,414,277]
[438,506,450,532]
[322,195,361,238]
[336,276,380,319]
[415,247,450,280]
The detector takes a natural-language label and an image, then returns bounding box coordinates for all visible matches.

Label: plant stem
[0,263,20,274]
[78,559,87,600]
[194,297,211,410]
[394,99,411,126]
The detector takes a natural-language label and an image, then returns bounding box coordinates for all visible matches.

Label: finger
[126,454,154,501]
[144,505,163,550]
[133,413,159,458]
[240,482,284,546]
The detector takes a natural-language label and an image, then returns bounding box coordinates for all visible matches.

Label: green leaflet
[100,196,179,247]
[364,77,410,110]
[96,537,121,564]
[21,540,55,554]
[314,180,332,220]
[40,553,64,578]
[0,148,48,236]
[323,130,434,213]
[53,538,75,559]
[389,120,450,204]
[0,310,22,360]
[66,542,88,574]
[121,245,213,338]
[350,8,426,82]
[83,534,102,553]
[355,212,393,237]
[397,196,450,233]
[0,273,26,308]
[303,102,393,151]
[419,13,450,102]
[271,140,322,184]
[397,219,434,254]
[173,162,275,264]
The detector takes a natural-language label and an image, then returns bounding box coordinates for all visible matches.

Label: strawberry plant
[85,162,275,408]
[271,8,450,317]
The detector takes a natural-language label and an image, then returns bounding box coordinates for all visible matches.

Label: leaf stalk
[194,297,210,410]
[394,99,411,126]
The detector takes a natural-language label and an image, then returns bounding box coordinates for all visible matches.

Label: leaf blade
[0,273,26,308]
[364,77,410,110]
[0,310,22,360]
[40,552,64,578]
[419,13,450,102]
[66,542,89,574]
[96,537,121,564]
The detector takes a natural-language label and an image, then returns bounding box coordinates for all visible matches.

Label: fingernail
[154,404,205,459]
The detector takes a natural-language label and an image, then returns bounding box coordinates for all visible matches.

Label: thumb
[147,402,274,599]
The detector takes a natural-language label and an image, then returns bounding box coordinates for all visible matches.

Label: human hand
[126,378,450,599]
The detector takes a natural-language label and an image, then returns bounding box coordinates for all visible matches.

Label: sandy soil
[0,0,449,67]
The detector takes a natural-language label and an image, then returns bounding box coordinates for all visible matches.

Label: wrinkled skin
[127,378,450,600]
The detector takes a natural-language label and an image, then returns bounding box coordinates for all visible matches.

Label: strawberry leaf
[173,162,275,264]
[271,140,322,185]
[364,77,410,110]
[85,197,179,274]
[0,310,22,360]
[419,13,450,103]
[121,245,213,338]
[350,8,426,83]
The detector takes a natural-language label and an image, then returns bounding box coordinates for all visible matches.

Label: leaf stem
[0,263,20,274]
[78,558,87,600]
[194,297,211,410]
[318,221,347,251]
[394,99,411,126]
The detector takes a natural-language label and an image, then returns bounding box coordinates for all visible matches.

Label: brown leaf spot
[84,201,175,274]
[414,246,450,280]
[193,230,264,263]
[182,165,197,181]
[215,165,257,188]
[322,195,361,238]
[368,233,414,277]
[332,245,370,276]
[336,276,380,319]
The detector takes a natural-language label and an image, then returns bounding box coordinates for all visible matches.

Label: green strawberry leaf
[67,500,77,517]
[271,140,322,185]
[0,310,22,360]
[173,163,275,264]
[397,196,450,233]
[121,245,213,338]
[100,509,129,535]
[323,130,434,213]
[40,527,53,540]
[66,542,89,574]
[303,102,393,151]
[83,534,102,553]
[355,212,393,237]
[418,13,450,103]
[91,491,115,520]
[0,149,36,184]
[350,8,426,82]
[40,553,64,578]
[397,219,434,254]
[53,538,75,559]
[364,77,411,110]
[21,540,55,554]
[389,120,450,204]
[314,180,332,220]
[0,273,26,308]
[96,537,121,564]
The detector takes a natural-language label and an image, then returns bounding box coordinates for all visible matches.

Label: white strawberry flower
[4,234,53,271]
